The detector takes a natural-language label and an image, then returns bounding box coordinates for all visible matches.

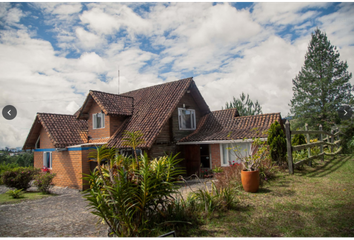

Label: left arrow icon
[2,105,17,120]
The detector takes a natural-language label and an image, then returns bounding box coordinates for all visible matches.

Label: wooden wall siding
[171,91,203,141]
[154,118,171,143]
[184,145,201,176]
[148,144,177,159]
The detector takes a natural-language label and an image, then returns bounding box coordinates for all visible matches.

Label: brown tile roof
[23,113,88,149]
[179,109,282,142]
[76,91,133,119]
[90,90,133,116]
[107,77,208,149]
[24,77,210,150]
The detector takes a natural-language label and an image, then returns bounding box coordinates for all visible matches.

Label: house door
[185,145,201,176]
[200,144,210,168]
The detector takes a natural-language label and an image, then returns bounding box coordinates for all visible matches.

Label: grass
[182,154,354,237]
[0,191,54,205]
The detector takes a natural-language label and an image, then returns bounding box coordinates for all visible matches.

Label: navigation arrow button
[2,105,17,120]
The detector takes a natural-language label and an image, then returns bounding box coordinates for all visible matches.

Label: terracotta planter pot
[241,170,260,193]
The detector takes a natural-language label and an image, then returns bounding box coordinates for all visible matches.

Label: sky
[0,2,354,149]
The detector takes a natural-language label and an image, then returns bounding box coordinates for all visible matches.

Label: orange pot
[241,170,260,193]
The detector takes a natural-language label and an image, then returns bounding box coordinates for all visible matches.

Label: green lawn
[0,191,54,205]
[184,154,354,237]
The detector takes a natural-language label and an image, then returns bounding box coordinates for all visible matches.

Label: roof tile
[179,109,282,142]
[107,78,195,148]
[38,113,88,148]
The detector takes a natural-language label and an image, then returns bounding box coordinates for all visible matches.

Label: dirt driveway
[0,179,210,237]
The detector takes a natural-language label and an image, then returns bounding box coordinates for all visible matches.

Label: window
[93,112,105,129]
[43,152,52,169]
[220,143,251,166]
[178,108,196,130]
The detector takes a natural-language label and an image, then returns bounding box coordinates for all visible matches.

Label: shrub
[0,163,19,185]
[267,121,287,164]
[292,133,306,146]
[188,181,237,216]
[2,167,40,190]
[33,172,56,193]
[257,148,277,183]
[214,163,242,190]
[83,144,185,237]
[6,189,24,199]
[340,121,354,154]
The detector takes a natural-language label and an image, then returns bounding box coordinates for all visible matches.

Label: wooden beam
[292,141,325,151]
[291,130,336,137]
[285,120,294,174]
[319,125,324,162]
[305,123,311,166]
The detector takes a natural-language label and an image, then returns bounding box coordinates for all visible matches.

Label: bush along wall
[2,167,40,190]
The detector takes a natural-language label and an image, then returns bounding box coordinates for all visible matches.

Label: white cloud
[76,52,107,73]
[75,27,105,50]
[35,2,82,17]
[80,7,119,35]
[252,2,330,26]
[1,2,354,149]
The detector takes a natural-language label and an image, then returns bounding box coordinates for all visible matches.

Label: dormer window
[178,108,196,130]
[93,112,105,129]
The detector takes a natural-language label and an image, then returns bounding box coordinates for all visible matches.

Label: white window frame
[178,108,196,130]
[220,143,251,167]
[43,151,52,169]
[92,112,105,129]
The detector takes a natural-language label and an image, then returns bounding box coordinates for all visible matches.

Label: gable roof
[23,113,88,149]
[178,109,282,143]
[77,90,133,119]
[107,77,210,149]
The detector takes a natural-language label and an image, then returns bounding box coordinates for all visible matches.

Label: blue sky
[0,2,354,148]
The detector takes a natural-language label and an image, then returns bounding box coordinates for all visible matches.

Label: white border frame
[92,112,105,129]
[43,151,52,169]
[178,108,196,130]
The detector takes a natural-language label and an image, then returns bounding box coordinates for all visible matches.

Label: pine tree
[290,28,353,131]
[224,92,262,116]
[267,121,287,164]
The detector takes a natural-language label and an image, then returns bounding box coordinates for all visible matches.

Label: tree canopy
[224,92,262,116]
[289,28,353,130]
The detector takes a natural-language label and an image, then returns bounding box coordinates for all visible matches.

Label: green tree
[224,92,262,116]
[289,28,352,131]
[267,121,286,165]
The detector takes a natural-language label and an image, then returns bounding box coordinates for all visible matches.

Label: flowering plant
[42,166,50,173]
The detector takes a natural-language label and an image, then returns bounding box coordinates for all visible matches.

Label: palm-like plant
[122,130,145,169]
[83,140,185,237]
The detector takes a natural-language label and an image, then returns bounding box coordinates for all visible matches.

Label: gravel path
[0,179,211,237]
[0,186,106,237]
